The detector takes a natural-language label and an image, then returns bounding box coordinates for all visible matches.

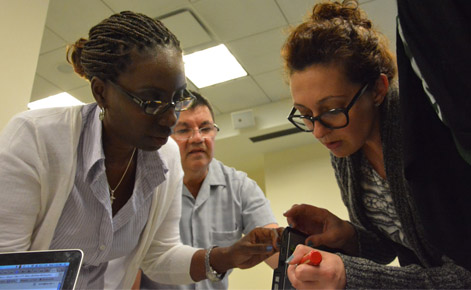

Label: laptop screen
[0,250,83,290]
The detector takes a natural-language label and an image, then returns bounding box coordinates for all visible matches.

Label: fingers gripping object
[272,227,332,289]
[300,250,322,266]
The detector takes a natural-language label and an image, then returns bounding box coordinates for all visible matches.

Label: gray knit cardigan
[330,86,471,288]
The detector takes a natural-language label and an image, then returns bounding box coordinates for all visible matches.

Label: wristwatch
[205,246,226,282]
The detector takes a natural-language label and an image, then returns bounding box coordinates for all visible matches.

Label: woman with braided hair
[281,1,471,288]
[0,11,281,289]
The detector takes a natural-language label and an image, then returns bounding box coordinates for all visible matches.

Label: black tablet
[0,249,83,290]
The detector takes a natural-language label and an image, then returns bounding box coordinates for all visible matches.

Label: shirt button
[99,245,106,251]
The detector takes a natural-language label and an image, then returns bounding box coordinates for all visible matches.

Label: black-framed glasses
[109,81,195,115]
[288,83,369,132]
[173,124,220,140]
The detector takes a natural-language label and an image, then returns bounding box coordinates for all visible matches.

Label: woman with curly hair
[281,1,471,288]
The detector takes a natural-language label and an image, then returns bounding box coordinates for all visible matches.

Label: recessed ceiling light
[183,44,247,88]
[28,92,84,110]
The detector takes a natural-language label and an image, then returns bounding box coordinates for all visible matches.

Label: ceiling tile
[211,107,222,116]
[253,69,291,102]
[39,27,67,54]
[186,83,222,116]
[160,10,213,51]
[45,0,113,43]
[68,84,94,104]
[200,77,270,113]
[30,74,63,102]
[36,48,88,92]
[227,28,286,76]
[186,80,199,92]
[276,0,317,24]
[276,0,381,25]
[192,0,287,42]
[361,0,397,50]
[103,0,189,18]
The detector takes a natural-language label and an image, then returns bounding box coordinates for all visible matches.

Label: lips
[151,135,169,145]
[189,149,205,154]
[154,127,172,139]
[324,141,342,150]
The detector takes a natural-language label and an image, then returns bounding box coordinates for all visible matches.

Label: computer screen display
[0,262,70,290]
[0,250,83,290]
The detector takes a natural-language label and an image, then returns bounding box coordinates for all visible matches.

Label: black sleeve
[396,0,471,272]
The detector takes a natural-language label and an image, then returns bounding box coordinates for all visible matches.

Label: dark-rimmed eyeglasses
[109,81,195,115]
[173,124,220,140]
[288,83,369,132]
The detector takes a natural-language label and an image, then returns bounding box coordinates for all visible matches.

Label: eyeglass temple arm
[345,83,369,111]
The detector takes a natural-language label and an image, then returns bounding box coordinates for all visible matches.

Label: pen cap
[300,250,322,266]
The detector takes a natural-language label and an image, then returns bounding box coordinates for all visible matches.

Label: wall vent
[249,128,301,143]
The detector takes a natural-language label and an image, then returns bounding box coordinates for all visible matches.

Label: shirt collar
[138,149,168,201]
[80,104,168,192]
[81,104,105,183]
[203,159,226,187]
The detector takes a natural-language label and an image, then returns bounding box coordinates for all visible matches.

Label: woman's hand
[287,244,346,289]
[284,204,358,255]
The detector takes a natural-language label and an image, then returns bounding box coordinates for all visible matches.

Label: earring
[99,107,105,121]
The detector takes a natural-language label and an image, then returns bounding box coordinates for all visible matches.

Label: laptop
[0,249,83,290]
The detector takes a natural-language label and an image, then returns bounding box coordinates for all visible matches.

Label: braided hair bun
[66,11,181,82]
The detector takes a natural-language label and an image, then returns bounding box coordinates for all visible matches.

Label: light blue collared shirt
[143,158,276,290]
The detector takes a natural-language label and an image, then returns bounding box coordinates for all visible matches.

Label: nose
[189,128,204,143]
[312,121,330,140]
[157,107,177,127]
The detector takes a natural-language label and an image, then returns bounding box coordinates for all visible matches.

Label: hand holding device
[283,204,358,255]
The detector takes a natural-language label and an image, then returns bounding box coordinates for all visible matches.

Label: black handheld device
[271,227,339,289]
[271,227,308,290]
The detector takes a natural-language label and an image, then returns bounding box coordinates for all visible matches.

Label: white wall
[228,141,348,290]
[0,0,49,130]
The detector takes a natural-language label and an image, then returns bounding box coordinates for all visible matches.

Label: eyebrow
[294,94,347,109]
[175,120,213,128]
[136,84,187,98]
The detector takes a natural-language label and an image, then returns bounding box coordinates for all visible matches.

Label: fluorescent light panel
[28,92,84,110]
[183,44,247,88]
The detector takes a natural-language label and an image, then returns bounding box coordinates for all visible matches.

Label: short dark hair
[67,11,181,82]
[188,90,215,121]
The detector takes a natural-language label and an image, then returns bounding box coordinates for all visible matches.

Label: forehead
[290,63,354,103]
[176,105,213,126]
[118,47,185,85]
[291,64,349,89]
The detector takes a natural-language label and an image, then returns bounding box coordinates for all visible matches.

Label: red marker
[300,250,322,266]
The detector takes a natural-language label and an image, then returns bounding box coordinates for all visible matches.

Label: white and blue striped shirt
[50,104,167,289]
